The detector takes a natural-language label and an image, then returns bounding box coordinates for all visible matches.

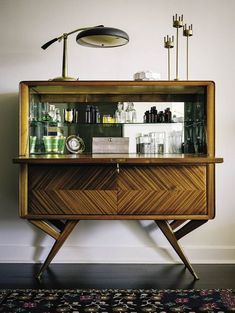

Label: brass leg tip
[193,273,199,280]
[36,272,42,280]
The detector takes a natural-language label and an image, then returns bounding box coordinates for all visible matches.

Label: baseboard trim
[0,245,235,263]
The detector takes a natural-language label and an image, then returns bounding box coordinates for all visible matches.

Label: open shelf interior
[28,84,207,156]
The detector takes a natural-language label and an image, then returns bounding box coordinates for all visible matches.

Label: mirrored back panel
[25,82,210,155]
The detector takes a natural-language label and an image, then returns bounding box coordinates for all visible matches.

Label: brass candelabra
[183,24,193,80]
[164,35,174,80]
[173,14,184,80]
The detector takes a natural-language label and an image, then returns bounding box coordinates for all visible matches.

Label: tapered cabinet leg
[155,220,199,280]
[37,220,79,279]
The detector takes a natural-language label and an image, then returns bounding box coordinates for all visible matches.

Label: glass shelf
[30,121,186,126]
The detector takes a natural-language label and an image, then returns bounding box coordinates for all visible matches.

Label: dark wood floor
[0,264,235,289]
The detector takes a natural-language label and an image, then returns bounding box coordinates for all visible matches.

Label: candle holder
[183,24,193,80]
[164,35,174,80]
[173,14,184,80]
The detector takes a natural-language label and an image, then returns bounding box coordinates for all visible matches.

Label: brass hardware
[173,14,184,80]
[183,24,193,80]
[116,158,126,162]
[164,35,174,80]
[117,163,120,173]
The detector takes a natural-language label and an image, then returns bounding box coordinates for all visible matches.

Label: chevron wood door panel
[117,165,207,215]
[28,165,117,215]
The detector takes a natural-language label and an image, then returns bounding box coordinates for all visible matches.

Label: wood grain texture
[28,165,117,215]
[28,164,207,217]
[117,165,207,215]
[29,165,117,190]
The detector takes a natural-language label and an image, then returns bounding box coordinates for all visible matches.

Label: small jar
[64,108,73,123]
[139,135,151,154]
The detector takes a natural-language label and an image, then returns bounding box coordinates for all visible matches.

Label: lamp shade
[76,27,129,48]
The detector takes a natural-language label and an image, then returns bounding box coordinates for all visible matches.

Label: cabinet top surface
[20,80,215,88]
[20,80,214,84]
[20,80,214,97]
[13,154,223,164]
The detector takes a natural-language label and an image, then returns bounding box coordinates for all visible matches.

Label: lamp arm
[41,37,59,50]
[41,25,104,50]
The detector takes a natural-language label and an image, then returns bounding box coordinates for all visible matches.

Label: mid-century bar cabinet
[13,80,223,279]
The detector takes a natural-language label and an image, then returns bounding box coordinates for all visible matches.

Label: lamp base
[50,76,78,81]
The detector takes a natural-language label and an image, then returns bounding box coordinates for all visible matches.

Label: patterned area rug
[0,289,235,313]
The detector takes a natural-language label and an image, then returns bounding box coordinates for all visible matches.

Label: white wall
[0,0,234,264]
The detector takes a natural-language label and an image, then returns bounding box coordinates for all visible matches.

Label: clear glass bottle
[139,134,151,154]
[131,102,137,123]
[55,108,62,123]
[125,102,137,123]
[48,104,56,122]
[115,102,126,123]
[29,99,38,122]
[85,105,91,123]
[136,133,142,154]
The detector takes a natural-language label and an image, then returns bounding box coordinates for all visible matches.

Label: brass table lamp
[41,25,129,81]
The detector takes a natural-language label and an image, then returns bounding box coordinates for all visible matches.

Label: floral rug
[0,289,235,313]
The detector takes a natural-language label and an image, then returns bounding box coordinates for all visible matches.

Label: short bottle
[144,110,150,123]
[164,107,172,123]
[64,108,74,123]
[184,138,195,153]
[158,111,164,123]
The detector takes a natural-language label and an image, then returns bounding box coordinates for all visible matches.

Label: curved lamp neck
[54,26,104,81]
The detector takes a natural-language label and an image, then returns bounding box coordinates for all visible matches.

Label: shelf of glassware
[29,120,206,155]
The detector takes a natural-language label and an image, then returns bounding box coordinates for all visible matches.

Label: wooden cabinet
[27,163,207,218]
[13,80,223,279]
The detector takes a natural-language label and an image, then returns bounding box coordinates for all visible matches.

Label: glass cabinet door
[27,83,208,156]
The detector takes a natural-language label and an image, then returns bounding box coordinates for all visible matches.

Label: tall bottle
[48,105,56,122]
[85,105,91,123]
[55,108,62,122]
[95,106,100,123]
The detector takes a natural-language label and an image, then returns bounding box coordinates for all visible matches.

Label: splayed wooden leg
[155,220,199,280]
[37,220,79,279]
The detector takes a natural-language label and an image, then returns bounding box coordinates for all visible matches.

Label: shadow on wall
[0,93,19,219]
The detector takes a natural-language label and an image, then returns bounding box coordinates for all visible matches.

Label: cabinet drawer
[28,165,117,215]
[117,165,207,215]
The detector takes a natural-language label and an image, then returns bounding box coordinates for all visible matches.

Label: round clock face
[66,135,85,154]
[69,138,80,150]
